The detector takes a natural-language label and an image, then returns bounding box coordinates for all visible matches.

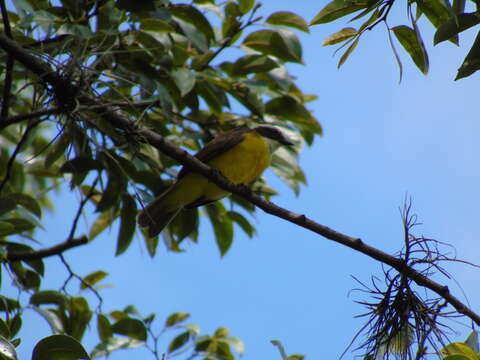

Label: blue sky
[5,1,480,359]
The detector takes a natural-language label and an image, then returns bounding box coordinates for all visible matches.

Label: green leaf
[0,221,15,236]
[31,334,90,360]
[206,203,234,256]
[322,27,358,46]
[434,12,480,45]
[111,318,147,341]
[227,211,255,237]
[68,297,92,340]
[91,337,144,358]
[95,177,123,212]
[97,315,113,342]
[60,158,103,173]
[168,208,198,242]
[140,18,175,32]
[116,195,137,256]
[265,96,321,133]
[238,0,255,14]
[0,298,20,312]
[242,29,303,63]
[2,218,35,234]
[31,307,65,333]
[0,198,16,216]
[81,270,108,289]
[89,211,117,240]
[338,37,360,67]
[0,335,17,360]
[266,11,310,32]
[168,331,190,353]
[416,0,453,29]
[231,55,278,76]
[165,312,190,327]
[115,0,155,12]
[0,319,10,338]
[392,25,429,74]
[30,290,68,307]
[171,68,196,97]
[171,4,215,42]
[7,193,42,218]
[310,0,369,25]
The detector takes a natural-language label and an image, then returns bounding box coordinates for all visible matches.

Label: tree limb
[1,33,479,326]
[5,236,88,262]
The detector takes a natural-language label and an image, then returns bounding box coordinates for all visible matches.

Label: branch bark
[1,33,479,326]
[5,236,88,261]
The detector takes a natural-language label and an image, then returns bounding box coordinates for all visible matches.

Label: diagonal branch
[5,236,88,262]
[1,33,479,326]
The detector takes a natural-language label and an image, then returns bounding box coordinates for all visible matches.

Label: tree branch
[1,33,479,326]
[0,0,15,124]
[5,236,88,262]
[0,107,62,130]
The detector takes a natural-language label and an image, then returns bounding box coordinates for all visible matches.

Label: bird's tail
[138,188,182,237]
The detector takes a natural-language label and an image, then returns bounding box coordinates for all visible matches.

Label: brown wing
[178,127,251,178]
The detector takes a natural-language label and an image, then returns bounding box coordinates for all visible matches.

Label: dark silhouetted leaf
[232,55,278,76]
[60,158,102,173]
[116,195,137,256]
[30,290,67,307]
[434,12,480,45]
[112,318,147,341]
[97,314,113,342]
[168,331,190,353]
[455,30,480,80]
[206,203,234,256]
[31,334,90,360]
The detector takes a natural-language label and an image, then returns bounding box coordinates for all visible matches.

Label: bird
[137,125,294,237]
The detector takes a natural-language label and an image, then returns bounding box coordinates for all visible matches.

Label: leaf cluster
[312,0,480,80]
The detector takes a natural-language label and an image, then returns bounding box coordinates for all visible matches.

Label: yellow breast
[208,131,271,184]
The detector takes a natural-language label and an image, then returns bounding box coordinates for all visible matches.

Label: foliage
[312,0,480,80]
[0,0,321,358]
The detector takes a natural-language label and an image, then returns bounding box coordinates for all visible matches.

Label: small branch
[59,252,103,312]
[5,236,88,261]
[0,107,62,130]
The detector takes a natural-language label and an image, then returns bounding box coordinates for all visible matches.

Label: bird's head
[254,126,294,147]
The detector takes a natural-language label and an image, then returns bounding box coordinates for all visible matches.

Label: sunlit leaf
[322,27,357,46]
[81,270,108,289]
[266,11,309,32]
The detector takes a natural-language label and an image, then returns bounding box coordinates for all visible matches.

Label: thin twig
[0,106,62,130]
[5,236,89,261]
